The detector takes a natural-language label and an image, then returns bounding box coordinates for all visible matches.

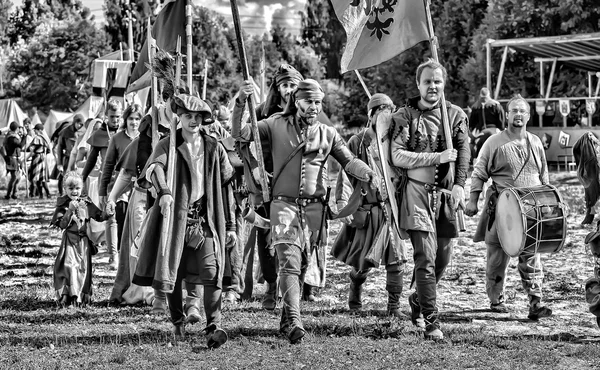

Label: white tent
[44,110,72,137]
[0,99,28,132]
[45,96,105,136]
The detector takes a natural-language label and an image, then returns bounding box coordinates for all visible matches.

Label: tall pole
[423,0,465,229]
[202,59,208,100]
[186,0,193,93]
[354,70,371,99]
[126,0,134,61]
[160,37,182,257]
[230,0,270,202]
[260,41,266,103]
[147,17,159,148]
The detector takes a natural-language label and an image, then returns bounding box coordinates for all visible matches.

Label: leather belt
[408,177,452,195]
[273,195,322,206]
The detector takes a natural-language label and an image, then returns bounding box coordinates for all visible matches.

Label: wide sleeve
[231,98,271,144]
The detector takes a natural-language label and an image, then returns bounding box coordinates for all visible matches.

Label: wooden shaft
[230,0,270,202]
[354,70,372,99]
[186,0,193,92]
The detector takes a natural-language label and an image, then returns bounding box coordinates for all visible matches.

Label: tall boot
[423,311,443,340]
[280,273,305,343]
[203,284,228,349]
[152,289,168,315]
[386,268,405,318]
[262,281,278,310]
[43,182,51,198]
[348,269,367,311]
[185,283,203,324]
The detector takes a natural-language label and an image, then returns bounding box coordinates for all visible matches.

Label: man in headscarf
[232,78,380,344]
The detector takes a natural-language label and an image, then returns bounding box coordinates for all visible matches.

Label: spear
[229,0,270,202]
[186,0,193,92]
[423,0,465,231]
[160,37,182,257]
[147,17,159,148]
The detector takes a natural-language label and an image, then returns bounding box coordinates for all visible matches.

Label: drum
[495,185,567,257]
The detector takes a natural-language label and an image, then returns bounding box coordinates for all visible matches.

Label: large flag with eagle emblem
[333,0,430,73]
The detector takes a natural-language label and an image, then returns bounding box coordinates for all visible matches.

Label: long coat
[132,129,235,292]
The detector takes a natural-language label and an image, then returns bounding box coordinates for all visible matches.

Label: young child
[51,171,106,307]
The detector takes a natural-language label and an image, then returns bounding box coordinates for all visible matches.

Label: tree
[6,0,91,45]
[7,18,111,111]
[301,0,346,80]
[0,0,12,45]
[103,0,158,55]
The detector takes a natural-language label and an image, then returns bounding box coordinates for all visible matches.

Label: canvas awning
[489,32,600,72]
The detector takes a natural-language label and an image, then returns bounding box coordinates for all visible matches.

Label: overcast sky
[12,0,306,36]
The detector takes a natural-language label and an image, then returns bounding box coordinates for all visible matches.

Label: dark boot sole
[207,329,228,349]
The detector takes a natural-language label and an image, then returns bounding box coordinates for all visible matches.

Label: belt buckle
[424,183,434,192]
[296,198,307,207]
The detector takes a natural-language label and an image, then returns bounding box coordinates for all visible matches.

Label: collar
[405,96,450,112]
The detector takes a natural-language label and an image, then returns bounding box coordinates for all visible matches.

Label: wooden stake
[423,0,465,230]
[230,0,270,202]
[354,70,372,99]
[147,17,159,148]
[160,37,182,257]
[186,0,193,93]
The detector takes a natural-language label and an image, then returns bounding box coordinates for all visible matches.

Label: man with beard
[238,64,304,308]
[331,93,407,317]
[390,59,470,340]
[232,79,380,343]
[465,95,552,322]
[55,114,85,194]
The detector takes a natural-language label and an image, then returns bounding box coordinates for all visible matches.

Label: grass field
[0,172,599,369]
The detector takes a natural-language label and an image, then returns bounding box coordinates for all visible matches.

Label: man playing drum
[465,94,553,320]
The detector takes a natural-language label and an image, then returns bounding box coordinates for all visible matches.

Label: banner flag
[128,0,186,91]
[332,0,429,73]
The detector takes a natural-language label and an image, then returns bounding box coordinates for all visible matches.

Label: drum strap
[515,136,541,182]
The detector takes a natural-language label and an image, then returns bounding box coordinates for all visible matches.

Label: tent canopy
[0,99,28,131]
[45,96,105,136]
[489,32,600,72]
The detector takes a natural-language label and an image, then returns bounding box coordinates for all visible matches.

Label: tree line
[0,0,598,126]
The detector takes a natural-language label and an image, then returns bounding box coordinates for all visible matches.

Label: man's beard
[297,105,318,126]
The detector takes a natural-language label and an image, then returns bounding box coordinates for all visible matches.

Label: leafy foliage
[103,0,158,55]
[7,18,111,111]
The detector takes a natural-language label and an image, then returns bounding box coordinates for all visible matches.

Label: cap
[367,93,393,111]
[480,87,490,98]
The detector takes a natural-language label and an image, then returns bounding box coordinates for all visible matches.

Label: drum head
[496,189,525,257]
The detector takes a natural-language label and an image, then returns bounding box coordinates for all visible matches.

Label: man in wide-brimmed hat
[133,93,236,349]
[232,78,380,344]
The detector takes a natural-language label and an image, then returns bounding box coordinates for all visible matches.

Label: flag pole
[186,0,193,93]
[202,59,208,100]
[126,0,134,61]
[423,0,465,230]
[260,41,266,103]
[230,0,270,202]
[354,70,372,99]
[147,17,159,148]
[160,37,182,257]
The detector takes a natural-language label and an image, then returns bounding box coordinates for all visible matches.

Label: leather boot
[423,311,443,340]
[262,281,277,310]
[387,291,406,318]
[348,269,367,311]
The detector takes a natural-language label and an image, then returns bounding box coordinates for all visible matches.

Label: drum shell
[495,185,567,257]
